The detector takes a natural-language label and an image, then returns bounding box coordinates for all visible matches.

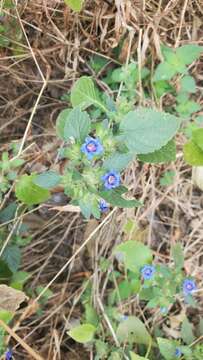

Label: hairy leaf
[119,108,180,154]
[15,174,50,205]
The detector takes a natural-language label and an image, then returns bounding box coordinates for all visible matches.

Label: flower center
[86,142,97,152]
[108,175,116,184]
[187,283,193,290]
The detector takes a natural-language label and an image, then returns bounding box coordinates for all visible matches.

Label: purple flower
[99,199,109,213]
[81,136,103,160]
[5,349,12,360]
[175,348,182,358]
[101,170,120,190]
[182,279,197,295]
[141,265,155,280]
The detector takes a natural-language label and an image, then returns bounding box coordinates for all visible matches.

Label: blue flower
[175,348,182,358]
[99,199,109,213]
[141,265,156,280]
[101,170,120,190]
[120,315,128,321]
[182,279,197,295]
[81,136,103,160]
[5,349,13,360]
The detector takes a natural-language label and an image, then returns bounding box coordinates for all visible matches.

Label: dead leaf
[0,285,28,312]
[51,204,81,212]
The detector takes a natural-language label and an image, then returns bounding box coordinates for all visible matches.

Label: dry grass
[0,0,203,359]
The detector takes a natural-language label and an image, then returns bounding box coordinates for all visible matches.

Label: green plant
[66,230,200,359]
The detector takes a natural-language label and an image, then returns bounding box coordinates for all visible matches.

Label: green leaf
[171,243,184,270]
[130,352,149,360]
[180,76,196,93]
[160,170,175,186]
[33,171,61,189]
[0,259,13,281]
[157,338,176,360]
[64,0,84,12]
[0,310,13,323]
[0,202,17,223]
[181,317,195,345]
[117,280,132,301]
[176,44,203,65]
[2,245,21,273]
[192,128,203,151]
[63,107,91,141]
[68,323,96,344]
[138,139,176,163]
[114,240,153,272]
[116,316,151,345]
[95,340,109,358]
[100,187,141,209]
[119,108,180,154]
[71,76,106,111]
[103,152,134,171]
[154,80,174,98]
[56,109,72,140]
[153,62,178,81]
[84,303,99,327]
[10,271,30,290]
[176,100,201,117]
[183,141,203,165]
[15,174,50,205]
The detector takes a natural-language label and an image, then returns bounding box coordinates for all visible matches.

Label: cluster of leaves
[67,226,200,360]
[15,74,181,218]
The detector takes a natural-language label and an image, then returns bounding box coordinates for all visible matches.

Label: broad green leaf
[176,100,201,117]
[0,202,17,223]
[10,271,30,290]
[56,109,71,139]
[184,141,203,165]
[180,76,196,93]
[2,245,21,273]
[119,108,180,154]
[71,76,106,111]
[114,240,152,272]
[157,338,176,360]
[116,316,151,345]
[138,139,176,163]
[64,0,84,12]
[181,317,195,345]
[176,44,203,65]
[103,152,134,171]
[0,259,13,281]
[99,187,141,209]
[68,323,96,343]
[64,107,91,141]
[15,174,50,205]
[153,61,178,81]
[130,352,149,360]
[192,128,203,151]
[154,80,174,98]
[171,243,184,270]
[33,171,61,189]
